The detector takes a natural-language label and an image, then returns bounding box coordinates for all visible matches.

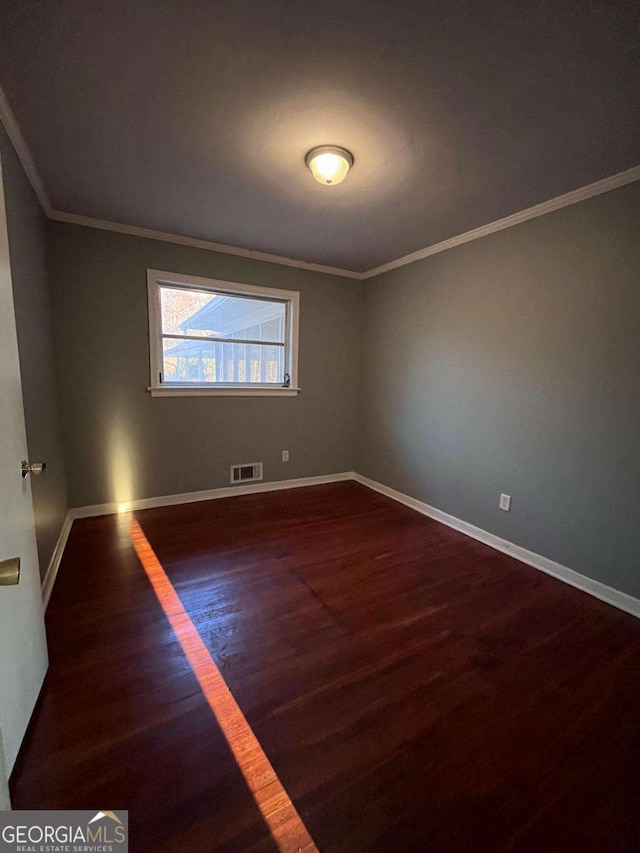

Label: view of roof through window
[160,286,286,384]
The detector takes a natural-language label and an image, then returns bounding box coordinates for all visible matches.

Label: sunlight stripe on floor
[130,517,318,853]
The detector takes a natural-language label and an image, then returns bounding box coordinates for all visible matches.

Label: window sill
[148,385,301,398]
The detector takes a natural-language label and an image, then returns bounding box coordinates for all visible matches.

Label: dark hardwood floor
[11,481,640,851]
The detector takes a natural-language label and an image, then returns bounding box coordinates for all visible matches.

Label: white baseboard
[43,472,355,606]
[42,471,640,622]
[352,473,640,620]
[70,471,355,519]
[41,511,74,611]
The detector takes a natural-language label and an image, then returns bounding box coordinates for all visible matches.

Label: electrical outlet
[282,450,289,462]
[499,493,512,512]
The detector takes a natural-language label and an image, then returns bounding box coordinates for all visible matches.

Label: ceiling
[1,0,638,273]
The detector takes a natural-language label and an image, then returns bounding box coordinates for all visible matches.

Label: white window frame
[147,269,300,397]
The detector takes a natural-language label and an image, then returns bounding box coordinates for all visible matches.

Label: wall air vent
[230,462,263,485]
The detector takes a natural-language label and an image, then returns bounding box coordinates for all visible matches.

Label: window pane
[160,286,285,342]
[163,338,285,384]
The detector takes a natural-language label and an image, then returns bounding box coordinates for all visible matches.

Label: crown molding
[47,210,364,279]
[47,165,640,282]
[0,85,363,278]
[2,84,639,281]
[360,164,640,279]
[0,84,51,212]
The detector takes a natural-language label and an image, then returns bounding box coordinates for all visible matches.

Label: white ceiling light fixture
[305,145,353,186]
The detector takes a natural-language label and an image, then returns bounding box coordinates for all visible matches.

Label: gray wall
[358,181,640,599]
[1,123,68,580]
[47,222,362,507]
[41,180,640,601]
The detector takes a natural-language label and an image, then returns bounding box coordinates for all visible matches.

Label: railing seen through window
[147,271,300,396]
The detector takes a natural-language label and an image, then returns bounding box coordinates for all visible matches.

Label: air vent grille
[230,462,263,485]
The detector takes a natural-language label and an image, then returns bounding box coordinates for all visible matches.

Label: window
[147,270,300,396]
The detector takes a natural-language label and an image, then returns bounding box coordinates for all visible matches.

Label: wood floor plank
[10,481,640,851]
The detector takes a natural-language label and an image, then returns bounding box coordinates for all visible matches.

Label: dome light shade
[305,146,353,185]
